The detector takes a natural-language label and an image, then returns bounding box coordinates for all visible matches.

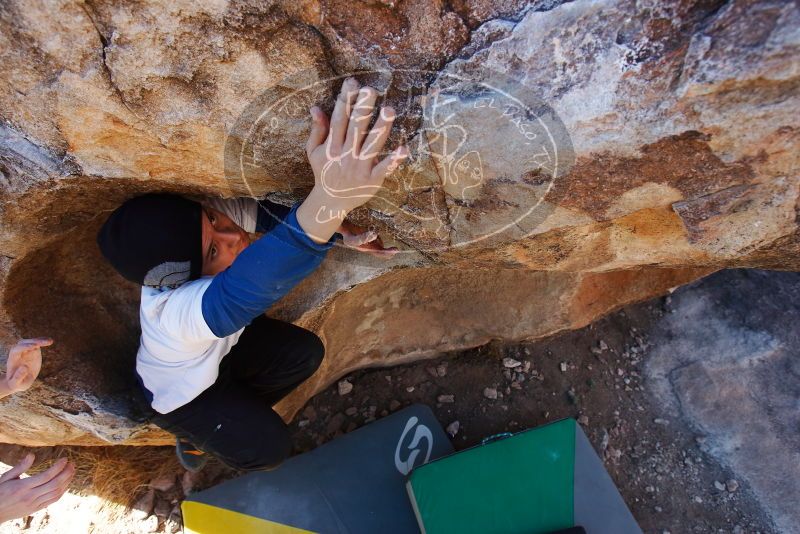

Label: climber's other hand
[337,220,399,258]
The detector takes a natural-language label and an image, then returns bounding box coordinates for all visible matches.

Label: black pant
[143,315,324,471]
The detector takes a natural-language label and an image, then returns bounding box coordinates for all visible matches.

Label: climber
[0,338,76,523]
[96,78,408,472]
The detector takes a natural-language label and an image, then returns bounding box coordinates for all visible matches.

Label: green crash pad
[406,418,641,534]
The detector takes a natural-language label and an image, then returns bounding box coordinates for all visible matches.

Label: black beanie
[97,193,203,288]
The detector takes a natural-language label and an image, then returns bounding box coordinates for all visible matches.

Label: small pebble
[406,386,415,393]
[345,407,358,416]
[326,413,346,434]
[446,420,460,437]
[560,362,567,373]
[132,489,155,520]
[600,429,610,451]
[168,514,182,533]
[437,394,455,403]
[566,388,577,404]
[302,405,317,422]
[143,515,159,533]
[338,380,353,396]
[577,415,589,426]
[149,475,175,493]
[693,496,703,503]
[483,387,498,400]
[726,479,739,493]
[714,481,725,491]
[502,357,521,368]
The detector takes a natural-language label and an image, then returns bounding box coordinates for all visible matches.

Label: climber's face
[201,206,251,276]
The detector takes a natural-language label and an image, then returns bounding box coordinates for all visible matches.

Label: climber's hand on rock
[0,454,75,524]
[297,78,408,244]
[337,220,399,258]
[1,338,52,397]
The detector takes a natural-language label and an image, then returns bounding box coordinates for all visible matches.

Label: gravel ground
[290,294,773,534]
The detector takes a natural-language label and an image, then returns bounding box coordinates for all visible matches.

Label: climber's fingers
[14,338,53,348]
[344,86,378,157]
[352,238,400,258]
[306,106,329,159]
[341,229,378,248]
[360,105,396,167]
[328,78,360,153]
[371,145,408,183]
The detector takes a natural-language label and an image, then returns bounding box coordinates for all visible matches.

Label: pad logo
[394,416,433,475]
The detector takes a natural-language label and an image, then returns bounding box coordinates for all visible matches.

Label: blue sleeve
[255,199,291,233]
[201,203,335,337]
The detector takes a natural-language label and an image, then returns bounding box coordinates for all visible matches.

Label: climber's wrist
[297,186,352,244]
[309,184,356,218]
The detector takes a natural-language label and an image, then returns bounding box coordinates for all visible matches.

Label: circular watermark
[224,67,574,261]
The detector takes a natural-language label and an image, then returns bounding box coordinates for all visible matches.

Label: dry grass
[64,447,179,502]
[23,446,180,521]
[0,444,185,532]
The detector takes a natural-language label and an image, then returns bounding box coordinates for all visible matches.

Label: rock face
[0,0,797,446]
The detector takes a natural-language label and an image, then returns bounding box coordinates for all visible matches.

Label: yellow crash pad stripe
[182,500,316,534]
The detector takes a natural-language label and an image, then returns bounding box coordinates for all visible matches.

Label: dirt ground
[0,279,777,534]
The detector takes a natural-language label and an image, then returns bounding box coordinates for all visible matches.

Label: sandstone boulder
[0,0,796,445]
